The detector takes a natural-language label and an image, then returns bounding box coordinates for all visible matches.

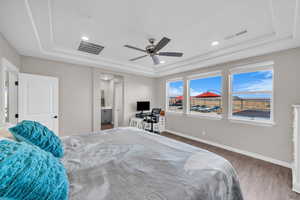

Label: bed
[61,127,243,200]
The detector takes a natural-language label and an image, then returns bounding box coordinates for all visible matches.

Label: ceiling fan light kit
[124,37,184,65]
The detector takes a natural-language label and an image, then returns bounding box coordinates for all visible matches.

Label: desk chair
[144,108,161,133]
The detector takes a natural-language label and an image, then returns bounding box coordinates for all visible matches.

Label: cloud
[168,86,203,97]
[190,88,203,96]
[235,78,272,92]
[255,70,273,79]
[168,86,183,97]
[263,71,272,78]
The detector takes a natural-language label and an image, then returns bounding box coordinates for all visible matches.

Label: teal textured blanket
[0,140,68,200]
[9,120,64,158]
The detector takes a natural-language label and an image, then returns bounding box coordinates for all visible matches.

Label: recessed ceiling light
[81,36,89,41]
[160,60,166,64]
[100,74,114,81]
[211,41,219,46]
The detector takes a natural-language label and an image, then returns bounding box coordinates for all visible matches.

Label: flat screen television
[137,101,150,112]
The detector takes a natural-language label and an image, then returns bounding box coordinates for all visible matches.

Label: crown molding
[155,35,297,77]
[24,0,156,77]
[156,32,278,72]
[155,0,300,77]
[23,0,300,78]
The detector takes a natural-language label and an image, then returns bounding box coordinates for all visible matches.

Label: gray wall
[0,33,21,68]
[20,56,156,136]
[155,47,300,163]
[123,74,156,124]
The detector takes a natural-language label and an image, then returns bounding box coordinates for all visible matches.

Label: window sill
[166,112,223,120]
[228,117,275,127]
[186,113,223,120]
[166,111,184,116]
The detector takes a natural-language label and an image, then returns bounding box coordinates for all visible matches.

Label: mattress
[61,127,243,200]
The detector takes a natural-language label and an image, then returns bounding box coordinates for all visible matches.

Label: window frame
[228,61,274,125]
[186,71,223,119]
[165,77,184,114]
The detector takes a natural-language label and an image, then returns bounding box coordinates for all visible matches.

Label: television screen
[137,101,150,111]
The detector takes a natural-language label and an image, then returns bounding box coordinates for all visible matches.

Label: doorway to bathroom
[99,73,124,130]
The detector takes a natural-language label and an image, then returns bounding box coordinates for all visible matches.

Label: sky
[168,70,273,98]
[232,70,272,92]
[168,81,184,97]
[190,76,222,96]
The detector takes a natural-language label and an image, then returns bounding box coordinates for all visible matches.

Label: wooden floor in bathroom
[101,123,114,130]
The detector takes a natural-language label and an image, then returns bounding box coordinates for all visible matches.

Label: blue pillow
[9,120,64,158]
[0,139,69,200]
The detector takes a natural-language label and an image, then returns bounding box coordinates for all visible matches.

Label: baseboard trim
[293,182,300,193]
[165,129,292,169]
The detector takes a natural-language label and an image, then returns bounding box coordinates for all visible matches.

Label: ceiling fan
[124,37,183,65]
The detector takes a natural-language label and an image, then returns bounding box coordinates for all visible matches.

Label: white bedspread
[61,127,243,200]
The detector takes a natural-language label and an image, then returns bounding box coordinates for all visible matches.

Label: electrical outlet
[202,130,206,136]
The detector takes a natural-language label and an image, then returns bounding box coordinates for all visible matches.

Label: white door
[8,72,18,124]
[113,80,123,128]
[18,73,59,134]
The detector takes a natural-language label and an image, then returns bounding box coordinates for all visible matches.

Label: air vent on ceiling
[224,29,248,40]
[78,41,104,55]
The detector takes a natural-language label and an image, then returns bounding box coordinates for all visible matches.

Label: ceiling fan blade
[129,55,148,61]
[153,37,171,52]
[151,55,160,65]
[158,52,183,57]
[124,45,146,53]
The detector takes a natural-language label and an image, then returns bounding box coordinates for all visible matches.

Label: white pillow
[0,125,16,140]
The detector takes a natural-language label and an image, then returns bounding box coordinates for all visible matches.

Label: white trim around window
[229,61,274,74]
[186,71,223,119]
[228,61,274,125]
[186,70,222,80]
[164,61,275,126]
[165,78,184,114]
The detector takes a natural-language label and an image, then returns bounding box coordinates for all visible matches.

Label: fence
[190,97,221,107]
[232,98,271,113]
[169,97,271,114]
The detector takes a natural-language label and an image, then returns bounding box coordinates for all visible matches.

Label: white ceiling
[0,0,300,77]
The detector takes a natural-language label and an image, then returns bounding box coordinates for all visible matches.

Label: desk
[135,112,151,118]
[130,115,165,134]
[129,117,144,129]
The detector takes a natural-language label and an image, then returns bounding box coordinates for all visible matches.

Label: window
[229,63,273,123]
[188,72,222,117]
[166,79,184,112]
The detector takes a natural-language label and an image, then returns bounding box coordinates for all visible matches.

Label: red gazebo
[195,91,221,98]
[175,96,184,100]
[194,91,221,107]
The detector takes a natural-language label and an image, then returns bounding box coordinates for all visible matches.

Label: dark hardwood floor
[101,123,113,130]
[161,132,300,200]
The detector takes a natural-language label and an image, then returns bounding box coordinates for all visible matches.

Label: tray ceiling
[0,0,300,77]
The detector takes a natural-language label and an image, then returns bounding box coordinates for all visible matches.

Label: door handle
[53,115,58,119]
